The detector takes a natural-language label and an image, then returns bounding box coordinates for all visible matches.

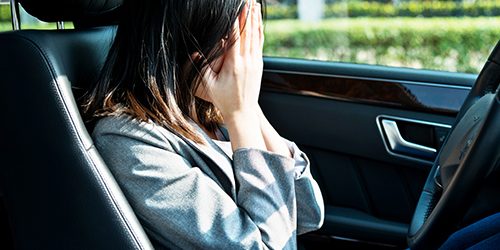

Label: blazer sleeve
[285,139,325,235]
[94,120,305,250]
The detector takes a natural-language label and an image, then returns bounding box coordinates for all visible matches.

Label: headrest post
[56,21,65,30]
[10,0,20,30]
[18,0,122,25]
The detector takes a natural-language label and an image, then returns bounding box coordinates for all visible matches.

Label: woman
[84,0,324,249]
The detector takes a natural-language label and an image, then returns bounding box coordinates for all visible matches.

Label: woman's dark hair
[84,0,265,143]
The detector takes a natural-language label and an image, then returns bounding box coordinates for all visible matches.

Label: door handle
[381,119,437,159]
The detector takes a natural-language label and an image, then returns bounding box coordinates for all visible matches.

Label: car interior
[0,0,498,249]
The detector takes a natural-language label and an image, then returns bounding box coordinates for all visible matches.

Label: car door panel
[259,58,474,248]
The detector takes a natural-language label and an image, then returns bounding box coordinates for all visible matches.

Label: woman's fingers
[249,2,264,56]
[232,0,264,57]
[239,1,248,35]
[249,2,259,55]
[256,3,264,54]
[219,0,263,76]
[255,2,263,55]
[245,0,255,55]
[240,1,251,55]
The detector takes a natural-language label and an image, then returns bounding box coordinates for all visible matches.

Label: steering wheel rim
[407,42,500,250]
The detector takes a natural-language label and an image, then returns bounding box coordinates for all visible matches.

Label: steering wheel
[407,42,500,249]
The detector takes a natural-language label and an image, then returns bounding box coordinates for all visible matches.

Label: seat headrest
[19,0,123,23]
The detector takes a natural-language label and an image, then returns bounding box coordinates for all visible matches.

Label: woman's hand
[202,0,264,119]
[201,0,267,151]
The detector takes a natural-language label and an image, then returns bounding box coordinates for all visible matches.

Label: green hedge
[266,5,297,20]
[0,21,63,31]
[267,1,500,19]
[0,4,10,22]
[264,17,500,73]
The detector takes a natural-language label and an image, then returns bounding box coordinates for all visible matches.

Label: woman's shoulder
[93,114,153,137]
[92,114,181,150]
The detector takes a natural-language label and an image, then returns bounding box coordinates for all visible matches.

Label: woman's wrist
[219,101,261,121]
[223,108,259,125]
[224,109,266,151]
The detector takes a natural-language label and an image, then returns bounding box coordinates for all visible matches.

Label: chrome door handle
[381,119,437,159]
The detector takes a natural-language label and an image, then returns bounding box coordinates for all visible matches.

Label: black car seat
[0,0,153,249]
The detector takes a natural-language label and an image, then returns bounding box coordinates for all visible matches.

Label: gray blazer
[93,114,324,250]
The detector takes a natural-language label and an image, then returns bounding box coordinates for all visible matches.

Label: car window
[0,1,73,32]
[0,0,11,32]
[264,0,500,74]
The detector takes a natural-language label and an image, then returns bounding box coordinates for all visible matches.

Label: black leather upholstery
[0,27,153,249]
[19,0,123,22]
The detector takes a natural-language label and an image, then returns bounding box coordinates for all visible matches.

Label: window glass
[0,1,73,32]
[264,0,500,74]
[0,1,11,32]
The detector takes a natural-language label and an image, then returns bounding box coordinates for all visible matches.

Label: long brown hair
[84,0,264,143]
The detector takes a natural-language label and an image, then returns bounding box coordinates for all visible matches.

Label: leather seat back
[0,1,153,249]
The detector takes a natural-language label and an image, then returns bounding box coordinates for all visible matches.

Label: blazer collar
[178,121,237,200]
